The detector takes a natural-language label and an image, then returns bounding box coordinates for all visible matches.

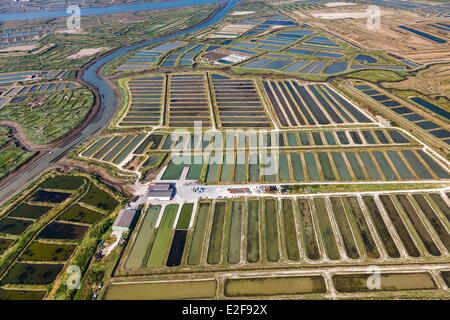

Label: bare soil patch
[66,47,109,60]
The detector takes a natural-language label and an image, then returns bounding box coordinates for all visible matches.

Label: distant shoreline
[0,0,224,22]
[0,0,175,14]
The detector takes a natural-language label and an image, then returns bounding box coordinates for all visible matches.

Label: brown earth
[302,7,450,63]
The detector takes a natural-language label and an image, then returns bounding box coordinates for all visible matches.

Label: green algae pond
[20,241,76,262]
[0,172,123,299]
[0,288,46,300]
[37,221,89,241]
[7,203,52,220]
[246,199,260,263]
[224,276,327,297]
[40,176,87,190]
[1,262,64,285]
[30,190,71,203]
[104,279,217,300]
[161,160,185,180]
[57,203,104,224]
[125,205,161,269]
[0,217,33,235]
[146,204,178,267]
[264,198,280,262]
[79,183,119,211]
[227,201,243,264]
[0,237,13,254]
[187,202,210,266]
[207,202,226,265]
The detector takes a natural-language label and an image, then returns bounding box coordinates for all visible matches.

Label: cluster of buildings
[112,183,176,232]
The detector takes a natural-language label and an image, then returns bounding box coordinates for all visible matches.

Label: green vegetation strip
[0,288,46,300]
[0,145,34,180]
[285,183,446,194]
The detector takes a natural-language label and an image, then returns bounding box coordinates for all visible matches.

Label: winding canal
[0,0,238,203]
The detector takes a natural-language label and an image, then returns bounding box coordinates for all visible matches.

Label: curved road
[0,0,238,204]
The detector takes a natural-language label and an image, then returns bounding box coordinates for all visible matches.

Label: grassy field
[0,126,34,180]
[346,69,407,83]
[0,144,34,179]
[0,88,93,144]
[0,127,9,147]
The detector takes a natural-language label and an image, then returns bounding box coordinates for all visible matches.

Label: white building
[148,183,175,201]
[112,208,138,232]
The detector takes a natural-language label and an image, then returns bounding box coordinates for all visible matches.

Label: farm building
[112,208,138,232]
[148,183,175,201]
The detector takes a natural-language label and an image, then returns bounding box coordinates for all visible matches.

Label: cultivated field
[0,86,93,144]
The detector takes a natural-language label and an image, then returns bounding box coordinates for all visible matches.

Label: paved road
[0,0,238,204]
